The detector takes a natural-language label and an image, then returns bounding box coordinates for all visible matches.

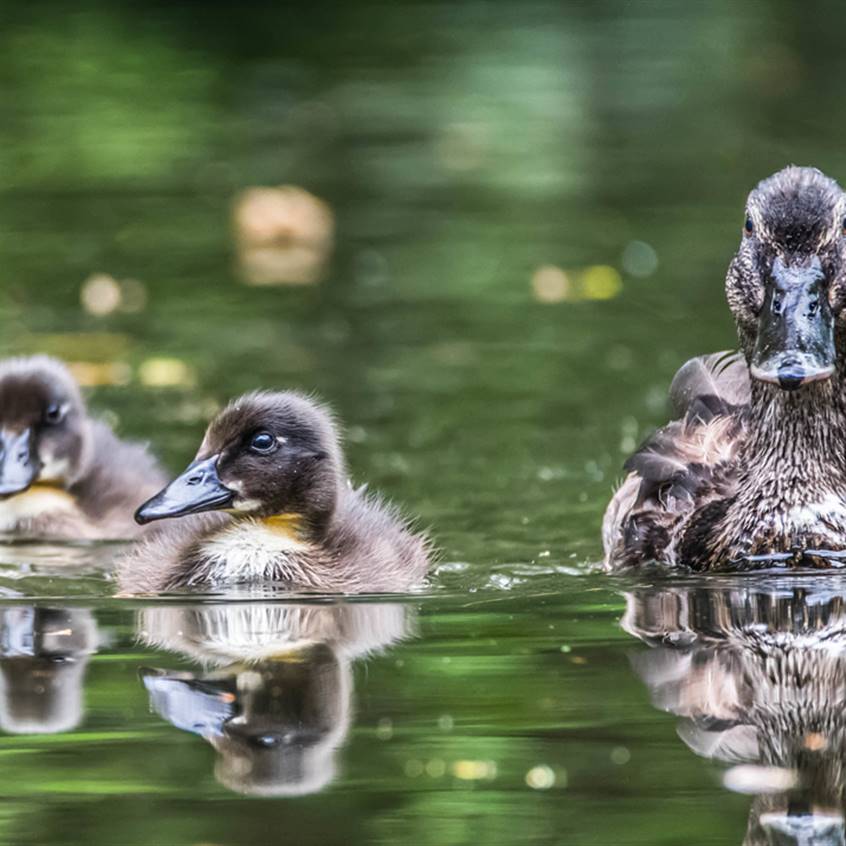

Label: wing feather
[669,352,750,419]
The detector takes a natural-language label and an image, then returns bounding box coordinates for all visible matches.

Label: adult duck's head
[135,391,343,532]
[726,166,846,391]
[0,356,91,497]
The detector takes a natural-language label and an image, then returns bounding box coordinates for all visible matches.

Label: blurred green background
[0,1,842,843]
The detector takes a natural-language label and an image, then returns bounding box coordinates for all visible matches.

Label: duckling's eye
[744,217,754,236]
[249,432,277,454]
[44,403,65,425]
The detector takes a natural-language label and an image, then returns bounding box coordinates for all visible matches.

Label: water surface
[2,1,846,843]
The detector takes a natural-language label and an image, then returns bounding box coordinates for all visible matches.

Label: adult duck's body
[604,166,846,571]
[117,391,431,594]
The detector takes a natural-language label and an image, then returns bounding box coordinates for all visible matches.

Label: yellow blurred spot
[233,186,334,286]
[26,333,131,358]
[525,765,556,790]
[80,274,149,316]
[531,264,622,303]
[66,361,132,387]
[138,358,196,388]
[452,760,497,781]
[531,265,571,303]
[581,265,622,300]
[81,274,121,316]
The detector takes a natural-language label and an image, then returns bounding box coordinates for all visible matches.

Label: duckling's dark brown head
[726,166,846,391]
[0,356,91,497]
[135,392,344,531]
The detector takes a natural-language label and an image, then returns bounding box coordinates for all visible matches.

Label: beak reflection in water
[622,580,846,846]
[137,601,413,797]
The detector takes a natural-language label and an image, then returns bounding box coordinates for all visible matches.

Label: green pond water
[2,1,846,844]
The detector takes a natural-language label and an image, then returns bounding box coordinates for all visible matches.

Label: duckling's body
[0,357,165,540]
[604,167,846,571]
[118,392,431,594]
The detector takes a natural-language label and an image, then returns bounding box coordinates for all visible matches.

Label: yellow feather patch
[260,512,304,540]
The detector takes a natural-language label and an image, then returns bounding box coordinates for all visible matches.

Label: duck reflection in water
[0,606,97,734]
[623,581,846,845]
[138,601,412,797]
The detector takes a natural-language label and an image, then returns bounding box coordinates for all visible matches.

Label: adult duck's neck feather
[745,376,846,478]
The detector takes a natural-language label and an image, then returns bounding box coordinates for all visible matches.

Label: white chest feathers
[0,487,83,533]
[781,493,846,540]
[194,518,315,585]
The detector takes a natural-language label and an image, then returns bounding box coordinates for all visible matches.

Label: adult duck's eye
[44,403,65,425]
[249,432,276,454]
[744,217,754,235]
[842,216,846,234]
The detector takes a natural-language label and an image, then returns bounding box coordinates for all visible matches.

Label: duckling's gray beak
[0,429,39,498]
[135,455,234,524]
[750,255,836,391]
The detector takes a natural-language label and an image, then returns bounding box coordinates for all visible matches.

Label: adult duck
[604,166,846,570]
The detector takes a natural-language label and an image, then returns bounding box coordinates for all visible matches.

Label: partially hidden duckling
[117,391,431,594]
[0,356,166,540]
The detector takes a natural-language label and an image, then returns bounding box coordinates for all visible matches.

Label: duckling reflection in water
[118,392,431,594]
[623,581,846,845]
[0,356,166,540]
[137,601,411,796]
[0,606,97,734]
[605,167,846,571]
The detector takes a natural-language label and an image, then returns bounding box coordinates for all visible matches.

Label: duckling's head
[0,356,91,497]
[727,166,846,390]
[135,392,344,532]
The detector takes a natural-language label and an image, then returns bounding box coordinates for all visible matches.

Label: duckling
[118,391,431,593]
[604,166,846,571]
[137,601,411,796]
[0,356,166,540]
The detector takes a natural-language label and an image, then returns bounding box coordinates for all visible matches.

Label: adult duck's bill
[750,255,835,390]
[135,455,233,524]
[0,429,39,498]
